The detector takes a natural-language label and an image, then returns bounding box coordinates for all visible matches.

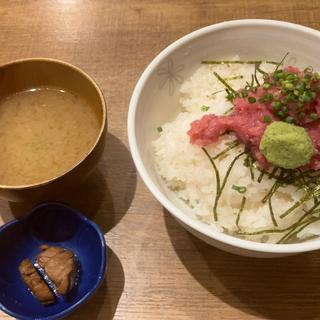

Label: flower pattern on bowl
[157,58,184,96]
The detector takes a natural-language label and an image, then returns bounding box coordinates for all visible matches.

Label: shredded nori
[202,147,221,221]
[203,147,245,221]
[223,75,244,81]
[268,195,278,227]
[212,140,240,159]
[201,60,280,65]
[213,72,238,96]
[236,196,246,229]
[257,170,265,183]
[274,52,289,72]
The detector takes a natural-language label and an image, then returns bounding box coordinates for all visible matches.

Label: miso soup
[0,87,100,185]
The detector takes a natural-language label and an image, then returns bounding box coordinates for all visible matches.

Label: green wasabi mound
[259,121,314,169]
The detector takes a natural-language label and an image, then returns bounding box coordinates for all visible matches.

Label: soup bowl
[0,58,106,202]
[128,19,320,258]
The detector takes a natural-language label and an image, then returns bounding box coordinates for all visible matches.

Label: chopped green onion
[287,93,295,101]
[285,116,294,123]
[248,96,256,103]
[287,74,296,80]
[271,101,281,110]
[240,89,248,97]
[276,71,284,79]
[296,102,304,110]
[310,112,318,120]
[285,82,294,90]
[263,82,271,89]
[232,185,247,194]
[303,92,312,102]
[273,92,280,100]
[226,93,235,101]
[293,89,300,96]
[157,126,163,133]
[263,115,271,123]
[201,105,210,112]
[260,93,273,103]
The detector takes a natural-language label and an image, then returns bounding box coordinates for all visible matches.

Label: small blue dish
[0,202,107,320]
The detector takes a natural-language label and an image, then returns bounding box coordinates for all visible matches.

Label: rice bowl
[128,20,320,257]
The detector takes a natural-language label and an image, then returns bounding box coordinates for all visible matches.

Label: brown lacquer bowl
[0,58,106,202]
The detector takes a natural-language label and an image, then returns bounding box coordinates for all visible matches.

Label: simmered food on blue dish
[19,259,55,304]
[19,245,78,304]
[37,245,77,295]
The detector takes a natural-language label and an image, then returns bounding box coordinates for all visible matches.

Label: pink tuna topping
[188,67,320,170]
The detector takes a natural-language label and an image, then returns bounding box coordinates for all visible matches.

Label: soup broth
[0,87,100,186]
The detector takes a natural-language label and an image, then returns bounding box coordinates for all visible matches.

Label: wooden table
[1,1,320,319]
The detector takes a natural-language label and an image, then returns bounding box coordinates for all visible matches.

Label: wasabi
[259,121,314,169]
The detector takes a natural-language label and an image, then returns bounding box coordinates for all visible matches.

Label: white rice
[152,57,318,243]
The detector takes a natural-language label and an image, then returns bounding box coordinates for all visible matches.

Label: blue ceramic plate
[0,202,107,320]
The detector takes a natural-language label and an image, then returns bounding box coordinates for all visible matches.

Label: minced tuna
[188,67,320,170]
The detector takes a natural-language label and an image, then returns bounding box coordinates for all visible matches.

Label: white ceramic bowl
[128,19,320,258]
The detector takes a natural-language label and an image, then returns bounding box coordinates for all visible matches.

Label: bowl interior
[0,202,107,320]
[130,20,320,252]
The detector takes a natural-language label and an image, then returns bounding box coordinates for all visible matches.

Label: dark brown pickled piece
[19,259,55,304]
[37,245,77,295]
